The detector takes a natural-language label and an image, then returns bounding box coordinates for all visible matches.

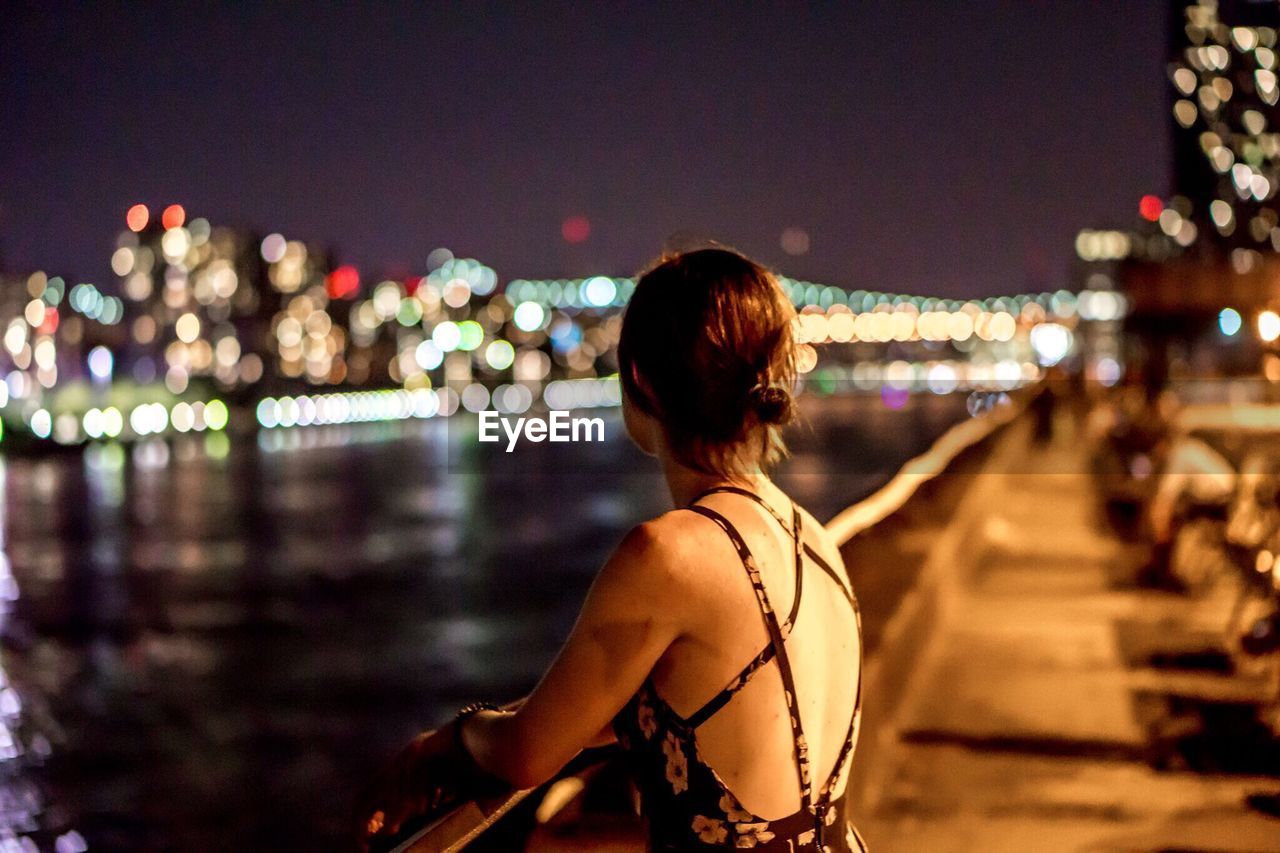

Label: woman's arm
[491,696,618,748]
[460,517,691,789]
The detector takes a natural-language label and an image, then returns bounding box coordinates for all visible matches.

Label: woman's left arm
[461,517,691,789]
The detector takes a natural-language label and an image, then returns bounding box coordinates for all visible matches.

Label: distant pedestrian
[1031,376,1058,444]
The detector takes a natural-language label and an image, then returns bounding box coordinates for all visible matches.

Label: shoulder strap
[818,644,863,802]
[686,504,816,817]
[690,489,862,842]
[693,486,855,607]
[806,543,855,604]
[788,503,804,630]
[690,485,805,627]
[819,583,865,804]
[683,643,776,729]
[691,485,791,529]
[684,503,805,730]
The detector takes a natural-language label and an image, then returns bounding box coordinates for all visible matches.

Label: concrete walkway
[854,416,1280,852]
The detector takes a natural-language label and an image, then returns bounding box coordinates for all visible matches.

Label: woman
[357,246,867,851]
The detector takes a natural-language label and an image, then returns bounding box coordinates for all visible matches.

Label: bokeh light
[162,204,186,230]
[561,215,590,244]
[1259,309,1280,342]
[126,204,149,232]
[1219,307,1243,336]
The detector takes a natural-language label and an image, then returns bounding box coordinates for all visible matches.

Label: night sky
[3,1,1168,298]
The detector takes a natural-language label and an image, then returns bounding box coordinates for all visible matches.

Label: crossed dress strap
[693,487,808,632]
[817,597,864,805]
[686,503,820,834]
[680,487,804,730]
[695,486,855,604]
[683,641,777,729]
[687,485,864,844]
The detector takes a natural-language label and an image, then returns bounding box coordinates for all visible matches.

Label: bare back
[644,483,863,821]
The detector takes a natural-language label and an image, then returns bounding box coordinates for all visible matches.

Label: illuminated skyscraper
[113,206,277,393]
[111,205,359,395]
[1109,1,1280,328]
[1167,0,1280,260]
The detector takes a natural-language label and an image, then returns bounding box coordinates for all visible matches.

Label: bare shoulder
[601,509,715,598]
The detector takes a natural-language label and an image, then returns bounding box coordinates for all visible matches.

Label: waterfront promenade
[847,413,1280,852]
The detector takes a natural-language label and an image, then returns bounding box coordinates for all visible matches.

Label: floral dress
[610,487,868,851]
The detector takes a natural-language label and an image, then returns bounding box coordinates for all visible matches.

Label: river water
[0,393,967,851]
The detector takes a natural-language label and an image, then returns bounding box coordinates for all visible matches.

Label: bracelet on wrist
[452,701,501,757]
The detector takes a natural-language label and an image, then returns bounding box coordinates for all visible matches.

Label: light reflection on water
[0,394,965,850]
[0,459,89,853]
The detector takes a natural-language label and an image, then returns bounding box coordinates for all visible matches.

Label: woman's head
[618,246,798,479]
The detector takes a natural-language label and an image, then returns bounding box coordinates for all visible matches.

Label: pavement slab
[857,416,1280,852]
[867,743,1280,853]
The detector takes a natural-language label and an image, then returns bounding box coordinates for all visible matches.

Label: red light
[1139,195,1163,222]
[404,275,422,295]
[561,215,590,244]
[126,204,149,232]
[326,265,360,299]
[38,307,59,335]
[162,204,186,230]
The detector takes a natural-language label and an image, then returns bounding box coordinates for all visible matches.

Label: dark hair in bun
[618,244,798,479]
[749,384,795,425]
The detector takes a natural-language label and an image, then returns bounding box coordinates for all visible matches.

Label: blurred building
[111,204,352,397]
[1125,1,1280,318]
[1168,0,1280,255]
[1072,2,1280,387]
[0,270,110,400]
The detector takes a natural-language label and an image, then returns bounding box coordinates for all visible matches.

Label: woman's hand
[352,727,448,851]
[351,721,510,852]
